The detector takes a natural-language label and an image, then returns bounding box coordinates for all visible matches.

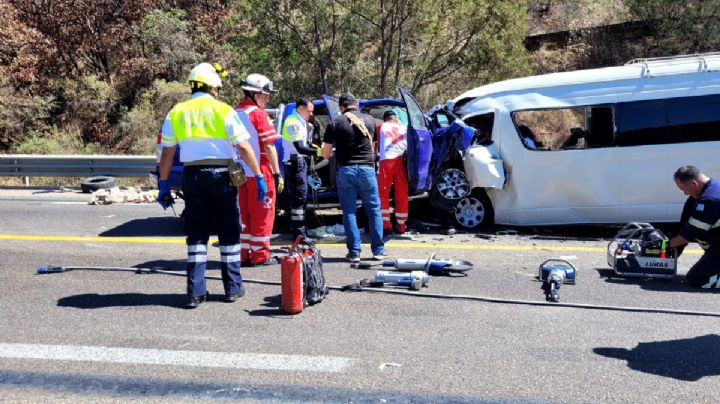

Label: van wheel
[436,167,470,200]
[452,189,493,229]
[80,176,115,193]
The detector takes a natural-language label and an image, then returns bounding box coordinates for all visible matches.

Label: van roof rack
[625,52,720,65]
[625,52,720,77]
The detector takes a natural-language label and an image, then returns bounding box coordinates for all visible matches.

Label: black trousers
[284,156,308,238]
[685,249,720,288]
[182,166,242,297]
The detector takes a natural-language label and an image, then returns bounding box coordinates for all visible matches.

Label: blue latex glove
[255,175,267,202]
[157,179,173,209]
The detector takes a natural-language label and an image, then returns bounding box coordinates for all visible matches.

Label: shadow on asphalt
[594,334,720,381]
[594,267,720,294]
[57,293,187,309]
[245,294,295,318]
[96,202,683,242]
[135,259,220,272]
[100,217,184,237]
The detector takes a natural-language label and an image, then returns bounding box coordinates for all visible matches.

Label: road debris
[89,187,157,205]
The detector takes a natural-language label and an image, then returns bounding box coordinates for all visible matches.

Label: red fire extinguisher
[281,236,305,314]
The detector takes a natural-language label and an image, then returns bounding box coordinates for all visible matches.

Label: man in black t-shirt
[321,93,386,262]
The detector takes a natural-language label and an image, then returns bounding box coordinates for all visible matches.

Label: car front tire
[452,189,494,229]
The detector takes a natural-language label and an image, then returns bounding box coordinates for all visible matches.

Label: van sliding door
[615,99,671,222]
[506,106,621,225]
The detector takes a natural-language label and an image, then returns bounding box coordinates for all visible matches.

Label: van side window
[666,94,720,143]
[611,95,720,146]
[512,108,594,151]
[615,100,667,146]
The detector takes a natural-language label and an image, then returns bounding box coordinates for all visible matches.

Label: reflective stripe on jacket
[161,93,249,162]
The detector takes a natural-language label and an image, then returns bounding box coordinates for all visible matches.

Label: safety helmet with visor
[241,73,278,95]
[187,62,227,88]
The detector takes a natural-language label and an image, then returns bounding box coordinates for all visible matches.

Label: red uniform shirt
[236,98,280,152]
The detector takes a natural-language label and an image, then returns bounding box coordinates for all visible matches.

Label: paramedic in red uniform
[377,110,409,234]
[235,74,283,266]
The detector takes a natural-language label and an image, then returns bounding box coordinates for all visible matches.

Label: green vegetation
[0,0,715,156]
[1,0,531,155]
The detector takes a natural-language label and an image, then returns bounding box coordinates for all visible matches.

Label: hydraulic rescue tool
[358,270,430,291]
[538,258,577,302]
[607,222,677,279]
[354,253,473,274]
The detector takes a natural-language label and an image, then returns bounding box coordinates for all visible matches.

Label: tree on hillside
[625,0,720,55]
[404,0,530,103]
[222,0,530,105]
[335,0,413,97]
[11,0,162,83]
[220,0,358,101]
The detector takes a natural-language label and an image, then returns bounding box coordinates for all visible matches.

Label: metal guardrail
[0,155,157,177]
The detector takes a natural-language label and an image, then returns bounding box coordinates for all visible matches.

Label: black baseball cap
[382,110,397,120]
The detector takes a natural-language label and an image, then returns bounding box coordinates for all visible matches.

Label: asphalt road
[1,188,719,403]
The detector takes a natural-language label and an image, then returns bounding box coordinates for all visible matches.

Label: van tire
[80,176,115,193]
[451,189,494,229]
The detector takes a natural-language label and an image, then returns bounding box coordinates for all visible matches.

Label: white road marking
[0,343,353,373]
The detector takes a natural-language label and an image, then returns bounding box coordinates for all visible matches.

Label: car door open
[399,88,433,194]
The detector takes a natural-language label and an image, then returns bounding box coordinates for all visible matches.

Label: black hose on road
[36,265,720,318]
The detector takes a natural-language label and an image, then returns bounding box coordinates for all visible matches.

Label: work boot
[185,292,209,309]
[226,285,246,303]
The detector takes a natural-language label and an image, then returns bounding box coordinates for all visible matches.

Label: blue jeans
[337,165,384,256]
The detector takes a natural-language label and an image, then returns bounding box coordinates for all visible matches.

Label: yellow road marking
[0,235,183,244]
[0,234,704,254]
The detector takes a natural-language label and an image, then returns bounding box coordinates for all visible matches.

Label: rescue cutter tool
[354,253,473,274]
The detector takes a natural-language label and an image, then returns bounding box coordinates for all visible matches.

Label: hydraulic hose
[36,265,720,318]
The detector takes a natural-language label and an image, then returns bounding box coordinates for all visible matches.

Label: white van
[443,53,720,227]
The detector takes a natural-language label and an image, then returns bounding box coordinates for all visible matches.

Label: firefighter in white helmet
[234,73,282,266]
[158,62,265,309]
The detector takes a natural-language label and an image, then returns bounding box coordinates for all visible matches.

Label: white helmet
[241,73,277,94]
[187,63,225,88]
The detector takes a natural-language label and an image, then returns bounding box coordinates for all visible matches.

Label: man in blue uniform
[669,165,720,288]
[158,63,265,308]
[281,98,318,239]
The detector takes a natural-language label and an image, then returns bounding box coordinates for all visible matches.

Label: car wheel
[80,176,115,193]
[452,190,493,229]
[436,167,470,200]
